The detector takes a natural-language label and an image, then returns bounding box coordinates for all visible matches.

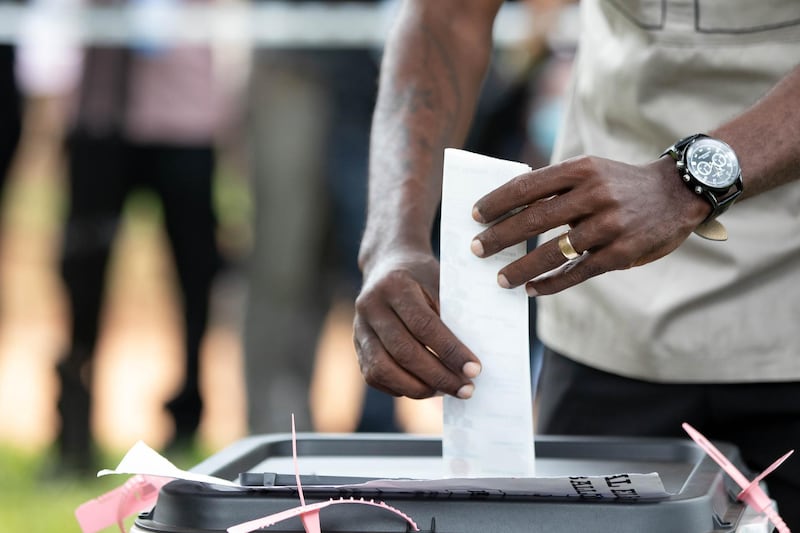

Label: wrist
[653,155,711,228]
[358,230,434,277]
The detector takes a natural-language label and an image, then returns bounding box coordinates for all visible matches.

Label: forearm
[712,64,800,199]
[359,0,503,273]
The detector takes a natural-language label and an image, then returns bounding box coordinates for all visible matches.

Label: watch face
[685,138,741,189]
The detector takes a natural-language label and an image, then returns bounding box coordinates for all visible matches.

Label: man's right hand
[353,249,481,400]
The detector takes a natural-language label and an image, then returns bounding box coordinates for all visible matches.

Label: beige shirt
[537,0,800,382]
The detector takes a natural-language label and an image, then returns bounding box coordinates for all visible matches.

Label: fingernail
[463,361,481,378]
[456,383,475,399]
[470,239,484,257]
[526,285,538,297]
[472,206,484,223]
[498,274,511,288]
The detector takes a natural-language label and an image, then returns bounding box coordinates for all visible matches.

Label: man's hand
[353,249,482,399]
[471,155,711,296]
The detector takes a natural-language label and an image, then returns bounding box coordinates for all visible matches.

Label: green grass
[0,443,208,533]
[0,161,247,533]
[0,445,121,532]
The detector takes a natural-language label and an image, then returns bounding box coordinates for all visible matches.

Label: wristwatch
[662,133,744,240]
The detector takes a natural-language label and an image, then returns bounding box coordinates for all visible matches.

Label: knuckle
[600,217,625,238]
[356,278,393,310]
[588,179,621,212]
[533,277,568,297]
[546,239,570,263]
[511,175,532,200]
[353,330,369,360]
[501,261,528,287]
[407,312,437,339]
[356,268,415,312]
[383,268,409,286]
[363,361,390,388]
[390,339,418,365]
[594,211,625,236]
[434,340,462,367]
[378,268,413,293]
[604,241,638,268]
[590,180,613,204]
[373,270,410,301]
[572,155,598,176]
[361,354,398,388]
[522,207,544,232]
[352,329,366,355]
[430,373,458,395]
[355,339,379,375]
[533,255,607,296]
[360,361,376,383]
[481,224,499,246]
[354,291,373,314]
[566,261,603,284]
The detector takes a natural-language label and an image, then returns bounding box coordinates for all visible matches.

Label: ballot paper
[439,148,535,477]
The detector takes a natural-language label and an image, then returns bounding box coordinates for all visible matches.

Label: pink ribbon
[683,422,793,533]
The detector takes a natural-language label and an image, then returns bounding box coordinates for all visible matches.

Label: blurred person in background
[18,0,228,473]
[0,29,23,235]
[242,0,401,435]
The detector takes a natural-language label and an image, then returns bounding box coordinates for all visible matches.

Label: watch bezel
[683,137,741,191]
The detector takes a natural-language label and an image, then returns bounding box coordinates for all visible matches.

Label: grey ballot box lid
[134,433,749,533]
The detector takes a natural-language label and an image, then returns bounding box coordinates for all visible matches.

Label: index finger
[472,161,576,224]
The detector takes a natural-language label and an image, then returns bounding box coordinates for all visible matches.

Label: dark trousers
[0,44,22,199]
[537,348,800,529]
[58,134,220,465]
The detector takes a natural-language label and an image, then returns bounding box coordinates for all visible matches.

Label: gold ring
[558,231,580,260]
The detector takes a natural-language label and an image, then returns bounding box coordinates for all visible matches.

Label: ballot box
[131,433,766,533]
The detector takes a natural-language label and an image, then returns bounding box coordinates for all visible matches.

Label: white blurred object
[15,0,83,96]
[129,0,180,55]
[0,2,550,48]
